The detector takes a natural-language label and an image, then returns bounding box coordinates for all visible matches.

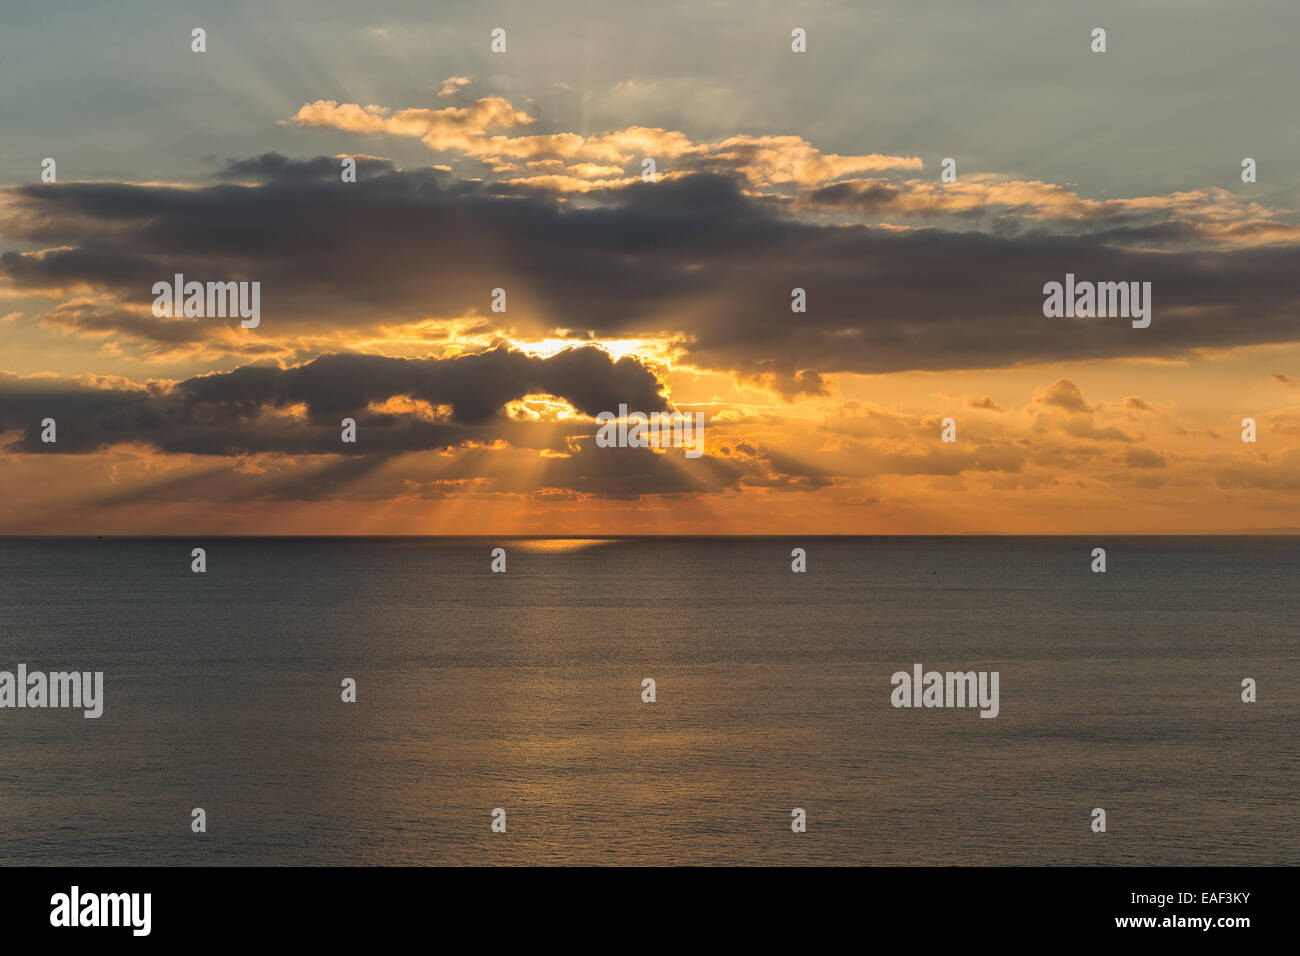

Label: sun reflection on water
[508,538,624,553]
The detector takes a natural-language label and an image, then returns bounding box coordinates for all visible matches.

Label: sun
[508,338,656,363]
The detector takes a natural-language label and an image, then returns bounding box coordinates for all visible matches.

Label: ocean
[0,536,1295,865]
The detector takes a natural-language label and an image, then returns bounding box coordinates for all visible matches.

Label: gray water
[0,536,1295,865]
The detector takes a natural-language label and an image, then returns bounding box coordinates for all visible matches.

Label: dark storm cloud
[0,346,668,455]
[805,180,905,213]
[0,329,838,499]
[3,160,1300,391]
[218,153,398,182]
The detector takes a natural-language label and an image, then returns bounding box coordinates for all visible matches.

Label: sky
[2,0,1299,534]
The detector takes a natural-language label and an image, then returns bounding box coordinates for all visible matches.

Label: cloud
[1125,447,1167,468]
[1060,420,1134,443]
[218,153,397,182]
[0,346,670,455]
[803,177,1300,248]
[0,347,855,503]
[1028,379,1137,443]
[1035,379,1093,414]
[438,76,472,98]
[1213,448,1300,491]
[4,156,1300,392]
[289,89,920,189]
[292,96,537,154]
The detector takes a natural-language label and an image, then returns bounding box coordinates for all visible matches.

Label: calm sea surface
[0,536,1295,865]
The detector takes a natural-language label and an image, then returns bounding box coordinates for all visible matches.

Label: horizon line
[5,531,1300,539]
